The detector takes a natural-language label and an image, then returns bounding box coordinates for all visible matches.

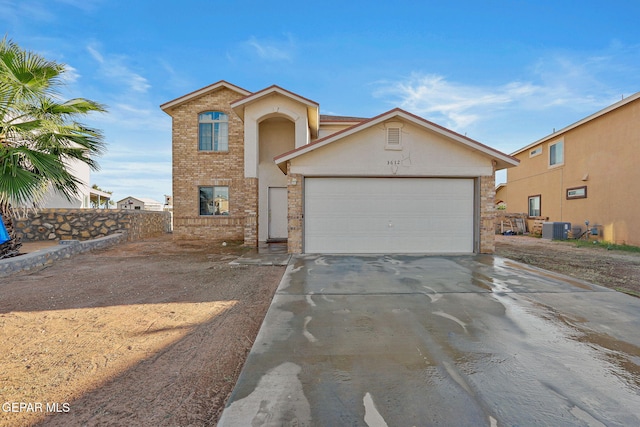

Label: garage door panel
[304,178,474,253]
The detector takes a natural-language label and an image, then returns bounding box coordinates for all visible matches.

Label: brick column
[243,177,259,247]
[287,164,303,254]
[479,171,496,253]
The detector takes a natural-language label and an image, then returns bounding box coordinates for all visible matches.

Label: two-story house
[161,81,518,254]
[500,92,640,246]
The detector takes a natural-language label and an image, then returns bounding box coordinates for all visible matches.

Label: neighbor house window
[566,186,587,200]
[529,146,542,157]
[199,112,229,151]
[199,186,229,215]
[528,195,541,217]
[549,140,564,166]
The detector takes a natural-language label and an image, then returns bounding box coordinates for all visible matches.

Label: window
[549,140,564,166]
[199,186,229,215]
[199,112,229,151]
[529,146,542,157]
[566,186,587,200]
[528,195,541,217]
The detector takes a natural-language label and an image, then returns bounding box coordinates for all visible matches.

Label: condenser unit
[542,222,571,240]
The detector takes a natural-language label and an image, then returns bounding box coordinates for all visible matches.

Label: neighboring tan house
[495,183,507,210]
[161,81,518,254]
[116,197,164,211]
[501,92,640,246]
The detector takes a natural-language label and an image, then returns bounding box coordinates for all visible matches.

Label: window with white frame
[529,146,542,157]
[199,186,229,216]
[549,140,564,166]
[528,195,541,217]
[199,112,229,151]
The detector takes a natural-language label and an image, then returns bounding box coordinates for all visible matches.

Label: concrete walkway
[219,254,640,426]
[230,242,291,266]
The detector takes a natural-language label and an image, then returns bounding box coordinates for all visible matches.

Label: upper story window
[199,112,229,152]
[529,146,542,157]
[549,140,564,167]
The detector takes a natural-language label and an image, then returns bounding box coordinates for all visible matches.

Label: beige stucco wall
[243,94,311,178]
[258,118,295,241]
[504,98,640,246]
[290,119,493,177]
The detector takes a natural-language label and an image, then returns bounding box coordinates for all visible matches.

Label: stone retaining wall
[14,209,172,242]
[0,233,127,277]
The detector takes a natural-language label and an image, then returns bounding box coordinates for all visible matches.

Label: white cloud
[0,0,55,23]
[60,64,80,84]
[54,0,103,12]
[87,45,104,63]
[375,73,537,130]
[245,35,294,61]
[375,51,633,134]
[86,44,151,94]
[93,102,170,132]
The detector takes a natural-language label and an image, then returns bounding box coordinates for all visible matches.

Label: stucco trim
[230,85,320,138]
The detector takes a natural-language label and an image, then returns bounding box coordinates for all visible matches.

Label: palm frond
[1,37,107,208]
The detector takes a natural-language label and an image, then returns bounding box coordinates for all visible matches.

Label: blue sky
[2,0,639,203]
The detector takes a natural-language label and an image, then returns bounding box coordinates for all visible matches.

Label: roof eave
[160,80,251,114]
[511,91,640,156]
[230,85,320,138]
[276,108,519,169]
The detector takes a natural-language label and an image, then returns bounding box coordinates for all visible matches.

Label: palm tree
[0,37,106,258]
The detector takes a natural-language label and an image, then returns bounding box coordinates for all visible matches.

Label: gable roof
[512,91,640,156]
[320,114,368,124]
[160,80,251,113]
[116,196,163,205]
[275,108,519,171]
[230,85,320,139]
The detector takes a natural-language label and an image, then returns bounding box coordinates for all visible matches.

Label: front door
[268,187,288,241]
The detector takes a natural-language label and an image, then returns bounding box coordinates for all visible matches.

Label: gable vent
[387,127,401,145]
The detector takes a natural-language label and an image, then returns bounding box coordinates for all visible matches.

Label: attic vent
[387,128,401,145]
[384,122,403,150]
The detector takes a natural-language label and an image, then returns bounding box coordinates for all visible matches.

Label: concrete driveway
[218,254,640,426]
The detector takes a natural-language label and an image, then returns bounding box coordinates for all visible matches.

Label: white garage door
[304,178,475,253]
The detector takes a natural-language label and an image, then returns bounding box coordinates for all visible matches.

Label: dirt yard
[0,235,284,427]
[495,234,640,296]
[2,234,639,426]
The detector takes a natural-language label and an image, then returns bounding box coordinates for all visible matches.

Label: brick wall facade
[168,87,257,243]
[166,83,504,253]
[286,165,304,253]
[479,172,496,254]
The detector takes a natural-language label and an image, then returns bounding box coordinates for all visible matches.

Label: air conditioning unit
[542,222,571,240]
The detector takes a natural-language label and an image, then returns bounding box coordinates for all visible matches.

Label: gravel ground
[0,235,284,427]
[2,233,638,426]
[495,234,640,297]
